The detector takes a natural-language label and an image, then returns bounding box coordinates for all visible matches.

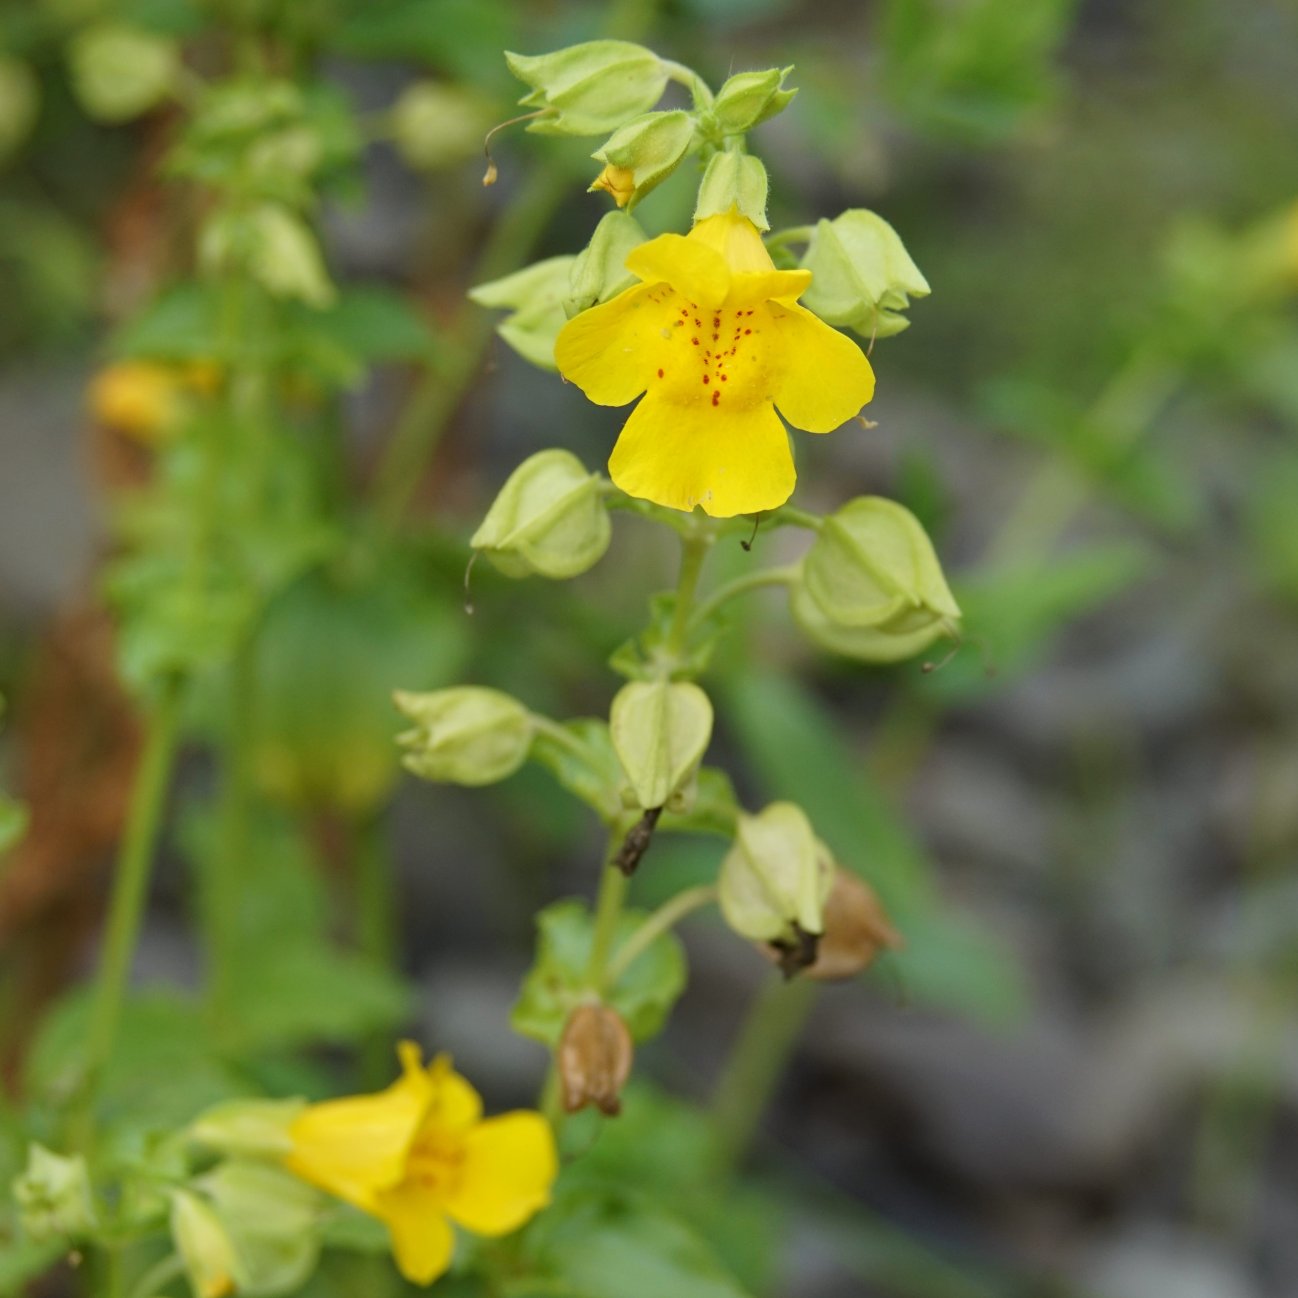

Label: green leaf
[724,671,1026,1023]
[520,1185,753,1298]
[529,719,624,822]
[512,900,686,1045]
[23,989,244,1133]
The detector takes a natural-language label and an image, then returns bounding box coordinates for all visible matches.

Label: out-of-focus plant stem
[77,675,183,1127]
[984,347,1182,565]
[709,974,818,1180]
[370,165,570,531]
[353,812,398,1087]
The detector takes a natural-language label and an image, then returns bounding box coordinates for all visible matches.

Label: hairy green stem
[80,677,184,1112]
[709,974,818,1179]
[606,884,717,983]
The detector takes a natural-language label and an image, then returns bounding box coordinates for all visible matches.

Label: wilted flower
[558,1003,634,1115]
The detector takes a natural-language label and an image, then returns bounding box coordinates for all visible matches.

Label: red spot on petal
[721,374,728,381]
[702,375,710,384]
[712,391,720,406]
[692,338,699,345]
[657,369,664,378]
[744,329,752,335]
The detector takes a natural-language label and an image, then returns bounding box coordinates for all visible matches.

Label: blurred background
[3,0,1298,1295]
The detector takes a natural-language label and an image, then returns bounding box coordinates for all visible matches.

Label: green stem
[80,677,184,1111]
[985,349,1180,564]
[688,565,798,631]
[765,503,823,532]
[205,640,256,1040]
[709,974,817,1179]
[585,860,630,991]
[353,812,397,1087]
[764,225,814,253]
[665,532,712,656]
[126,1253,185,1298]
[371,165,571,530]
[606,885,717,983]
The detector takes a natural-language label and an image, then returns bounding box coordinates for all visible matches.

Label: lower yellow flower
[283,1043,557,1286]
[554,207,875,518]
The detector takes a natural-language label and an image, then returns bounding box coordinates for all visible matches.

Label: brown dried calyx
[764,869,902,982]
[558,1003,634,1116]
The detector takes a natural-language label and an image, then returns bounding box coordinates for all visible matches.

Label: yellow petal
[442,1112,557,1237]
[554,282,672,407]
[375,1183,456,1286]
[608,391,795,518]
[284,1043,432,1210]
[687,211,774,273]
[626,234,730,308]
[768,301,875,433]
[424,1054,483,1133]
[726,268,812,308]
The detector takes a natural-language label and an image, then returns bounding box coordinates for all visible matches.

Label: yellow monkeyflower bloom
[283,1042,556,1287]
[555,207,875,518]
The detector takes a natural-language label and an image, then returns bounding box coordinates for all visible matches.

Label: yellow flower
[283,1043,556,1287]
[88,360,219,444]
[590,163,635,208]
[554,207,875,518]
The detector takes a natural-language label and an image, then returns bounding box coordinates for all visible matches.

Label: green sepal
[529,718,625,824]
[694,152,769,231]
[565,211,646,317]
[469,255,576,370]
[395,686,534,786]
[470,449,611,580]
[592,109,698,211]
[506,41,667,136]
[799,210,929,339]
[801,496,960,632]
[710,67,797,135]
[610,680,714,810]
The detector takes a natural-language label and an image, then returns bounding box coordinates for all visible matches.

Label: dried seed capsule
[559,1003,634,1115]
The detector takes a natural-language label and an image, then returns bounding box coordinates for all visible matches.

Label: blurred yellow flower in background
[555,207,875,518]
[284,1043,556,1286]
[88,360,218,444]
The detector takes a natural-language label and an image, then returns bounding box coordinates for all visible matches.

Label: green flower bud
[171,1190,241,1298]
[390,81,494,170]
[790,582,950,663]
[800,496,960,641]
[395,686,534,786]
[718,802,834,944]
[710,67,796,135]
[694,151,770,232]
[189,1098,306,1158]
[12,1145,97,1243]
[591,110,697,210]
[610,680,713,810]
[506,41,668,137]
[471,449,611,580]
[0,55,39,162]
[565,211,646,317]
[469,255,576,370]
[67,24,178,123]
[199,204,335,308]
[199,1162,321,1295]
[800,210,930,339]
